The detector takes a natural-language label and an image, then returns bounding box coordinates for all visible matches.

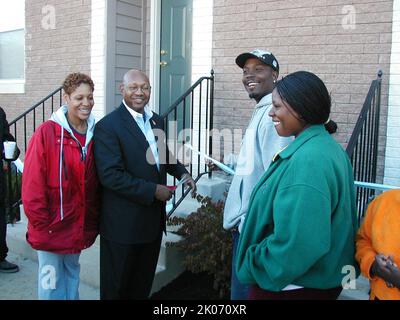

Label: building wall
[0,0,92,127]
[212,0,393,181]
[384,0,400,186]
[105,0,146,111]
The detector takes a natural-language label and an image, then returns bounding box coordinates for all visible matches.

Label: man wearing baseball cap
[223,49,292,299]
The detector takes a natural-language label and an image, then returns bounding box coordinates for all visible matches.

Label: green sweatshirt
[236,125,359,291]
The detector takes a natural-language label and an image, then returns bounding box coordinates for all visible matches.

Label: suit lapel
[119,104,150,153]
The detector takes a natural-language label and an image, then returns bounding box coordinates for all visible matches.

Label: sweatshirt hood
[50,105,96,147]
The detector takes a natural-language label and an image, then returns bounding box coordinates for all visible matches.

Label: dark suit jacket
[93,104,188,244]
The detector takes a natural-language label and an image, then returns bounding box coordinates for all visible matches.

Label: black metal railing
[163,71,214,218]
[5,86,63,222]
[346,71,382,224]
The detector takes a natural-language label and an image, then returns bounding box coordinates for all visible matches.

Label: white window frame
[0,0,25,94]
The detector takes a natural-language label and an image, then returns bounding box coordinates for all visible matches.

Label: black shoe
[0,260,19,273]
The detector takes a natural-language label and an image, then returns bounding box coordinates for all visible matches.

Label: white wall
[384,0,400,186]
[91,0,107,120]
[191,0,214,160]
[192,0,213,82]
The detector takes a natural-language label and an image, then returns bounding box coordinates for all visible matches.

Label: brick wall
[0,0,91,151]
[212,0,393,180]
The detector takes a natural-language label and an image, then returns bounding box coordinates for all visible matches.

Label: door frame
[149,0,162,113]
[149,0,193,114]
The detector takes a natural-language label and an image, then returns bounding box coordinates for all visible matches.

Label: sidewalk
[0,252,99,300]
[1,249,369,300]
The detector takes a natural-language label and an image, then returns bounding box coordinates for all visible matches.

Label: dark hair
[63,73,94,95]
[275,71,337,134]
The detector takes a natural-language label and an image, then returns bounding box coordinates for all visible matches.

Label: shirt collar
[273,125,327,161]
[123,99,154,121]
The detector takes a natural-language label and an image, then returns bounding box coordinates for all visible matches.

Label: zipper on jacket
[70,136,86,162]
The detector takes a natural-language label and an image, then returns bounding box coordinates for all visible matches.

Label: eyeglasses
[127,86,151,93]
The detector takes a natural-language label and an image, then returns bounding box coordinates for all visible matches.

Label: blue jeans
[231,230,249,300]
[37,250,80,300]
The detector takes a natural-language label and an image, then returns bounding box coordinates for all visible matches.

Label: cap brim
[235,53,259,68]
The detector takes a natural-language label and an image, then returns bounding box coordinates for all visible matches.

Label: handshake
[154,174,197,202]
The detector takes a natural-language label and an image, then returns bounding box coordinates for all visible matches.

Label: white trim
[384,0,400,185]
[0,0,24,32]
[105,0,117,114]
[149,0,161,113]
[91,0,107,119]
[0,80,25,93]
[192,0,213,82]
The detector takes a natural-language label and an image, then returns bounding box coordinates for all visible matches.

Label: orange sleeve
[355,197,379,280]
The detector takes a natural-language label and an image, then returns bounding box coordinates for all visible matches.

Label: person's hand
[181,173,197,198]
[385,255,400,289]
[371,254,400,289]
[206,160,217,172]
[155,184,173,202]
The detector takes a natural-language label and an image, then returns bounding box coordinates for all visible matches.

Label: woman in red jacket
[22,73,100,300]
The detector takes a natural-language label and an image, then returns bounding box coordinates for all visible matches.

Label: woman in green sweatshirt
[236,71,359,300]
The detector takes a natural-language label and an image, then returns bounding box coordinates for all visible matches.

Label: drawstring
[59,127,64,221]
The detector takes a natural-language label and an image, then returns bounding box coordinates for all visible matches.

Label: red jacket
[22,110,99,254]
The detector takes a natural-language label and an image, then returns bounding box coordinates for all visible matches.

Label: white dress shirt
[123,100,160,170]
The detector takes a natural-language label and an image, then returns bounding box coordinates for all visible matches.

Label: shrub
[167,194,232,299]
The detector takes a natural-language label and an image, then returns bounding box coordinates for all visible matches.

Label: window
[0,0,25,93]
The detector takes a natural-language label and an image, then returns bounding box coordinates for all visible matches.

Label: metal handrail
[164,71,215,218]
[354,181,399,192]
[346,70,383,222]
[9,86,63,125]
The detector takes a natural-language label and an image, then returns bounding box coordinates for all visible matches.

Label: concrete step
[166,174,228,218]
[168,197,200,218]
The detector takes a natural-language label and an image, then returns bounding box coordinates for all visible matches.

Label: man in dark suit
[94,69,196,299]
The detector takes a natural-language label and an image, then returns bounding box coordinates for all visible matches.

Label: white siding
[384,0,400,186]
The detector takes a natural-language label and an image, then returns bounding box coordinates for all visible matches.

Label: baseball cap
[235,49,279,72]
